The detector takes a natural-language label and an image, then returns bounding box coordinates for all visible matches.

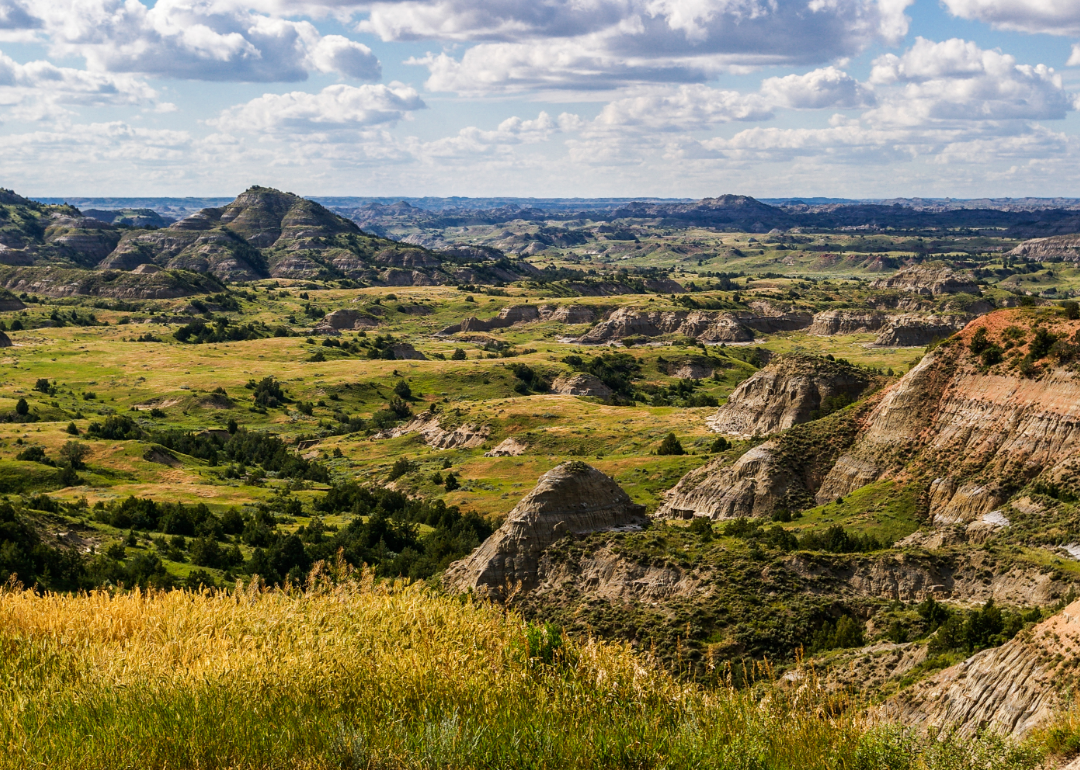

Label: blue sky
[0,0,1078,198]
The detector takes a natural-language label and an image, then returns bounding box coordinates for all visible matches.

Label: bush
[393,380,412,399]
[387,457,413,481]
[444,472,460,491]
[15,446,51,465]
[710,436,730,453]
[657,433,685,456]
[451,348,467,361]
[14,398,28,416]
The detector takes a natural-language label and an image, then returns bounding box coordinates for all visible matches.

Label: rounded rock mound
[444,462,646,598]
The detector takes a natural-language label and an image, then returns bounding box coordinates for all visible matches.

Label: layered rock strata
[707,354,873,437]
[890,601,1080,736]
[870,263,980,295]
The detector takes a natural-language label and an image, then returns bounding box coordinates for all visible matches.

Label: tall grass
[0,565,1044,769]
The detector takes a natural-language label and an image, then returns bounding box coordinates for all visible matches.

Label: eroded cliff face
[443,462,647,598]
[818,311,1080,525]
[707,354,875,437]
[870,263,981,296]
[808,310,886,336]
[577,304,811,344]
[1009,234,1080,262]
[890,600,1080,736]
[873,314,970,347]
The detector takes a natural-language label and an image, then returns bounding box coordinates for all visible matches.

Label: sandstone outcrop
[890,600,1080,737]
[873,314,969,347]
[312,308,378,334]
[550,373,613,399]
[389,342,427,360]
[808,310,886,335]
[439,304,598,335]
[577,305,811,345]
[1008,234,1080,262]
[870,263,980,295]
[655,442,795,520]
[376,414,489,449]
[0,290,25,311]
[444,462,647,598]
[485,437,528,457]
[707,354,874,437]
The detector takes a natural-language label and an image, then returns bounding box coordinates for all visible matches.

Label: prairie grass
[0,566,1043,770]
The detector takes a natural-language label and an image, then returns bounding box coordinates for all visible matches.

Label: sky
[0,0,1078,199]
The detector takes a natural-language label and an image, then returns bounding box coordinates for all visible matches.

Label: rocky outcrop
[440,304,597,335]
[873,314,969,347]
[890,601,1080,737]
[818,311,1080,525]
[1008,234,1080,262]
[376,414,489,449]
[0,290,25,311]
[390,342,427,360]
[656,442,799,520]
[312,308,378,334]
[550,373,613,399]
[485,437,528,457]
[547,305,596,324]
[0,266,224,299]
[0,331,11,347]
[808,310,886,336]
[707,354,874,437]
[459,304,541,333]
[577,305,811,345]
[870,263,980,295]
[443,462,647,598]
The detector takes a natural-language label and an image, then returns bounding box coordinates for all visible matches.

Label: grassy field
[0,575,1050,770]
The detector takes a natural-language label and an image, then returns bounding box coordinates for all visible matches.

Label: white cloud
[13,0,381,82]
[595,85,773,131]
[760,66,875,109]
[307,34,380,80]
[940,0,1080,37]
[1069,43,1080,67]
[0,49,156,119]
[417,111,564,159]
[866,38,1077,124]
[394,0,916,93]
[208,83,425,133]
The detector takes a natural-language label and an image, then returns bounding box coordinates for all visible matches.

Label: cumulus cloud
[940,0,1080,37]
[11,0,381,82]
[394,0,915,93]
[307,34,380,80]
[209,83,425,133]
[760,67,876,109]
[0,49,156,119]
[866,38,1078,124]
[0,0,39,30]
[595,85,773,131]
[418,111,566,159]
[1070,43,1080,67]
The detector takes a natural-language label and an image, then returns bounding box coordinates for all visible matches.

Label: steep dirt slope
[818,309,1080,524]
[890,600,1080,736]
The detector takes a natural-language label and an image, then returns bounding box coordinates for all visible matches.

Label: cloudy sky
[1,0,1078,198]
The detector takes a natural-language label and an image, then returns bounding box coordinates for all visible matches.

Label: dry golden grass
[0,567,1045,770]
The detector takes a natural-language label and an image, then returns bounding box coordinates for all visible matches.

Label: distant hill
[1,187,546,287]
[82,209,175,228]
